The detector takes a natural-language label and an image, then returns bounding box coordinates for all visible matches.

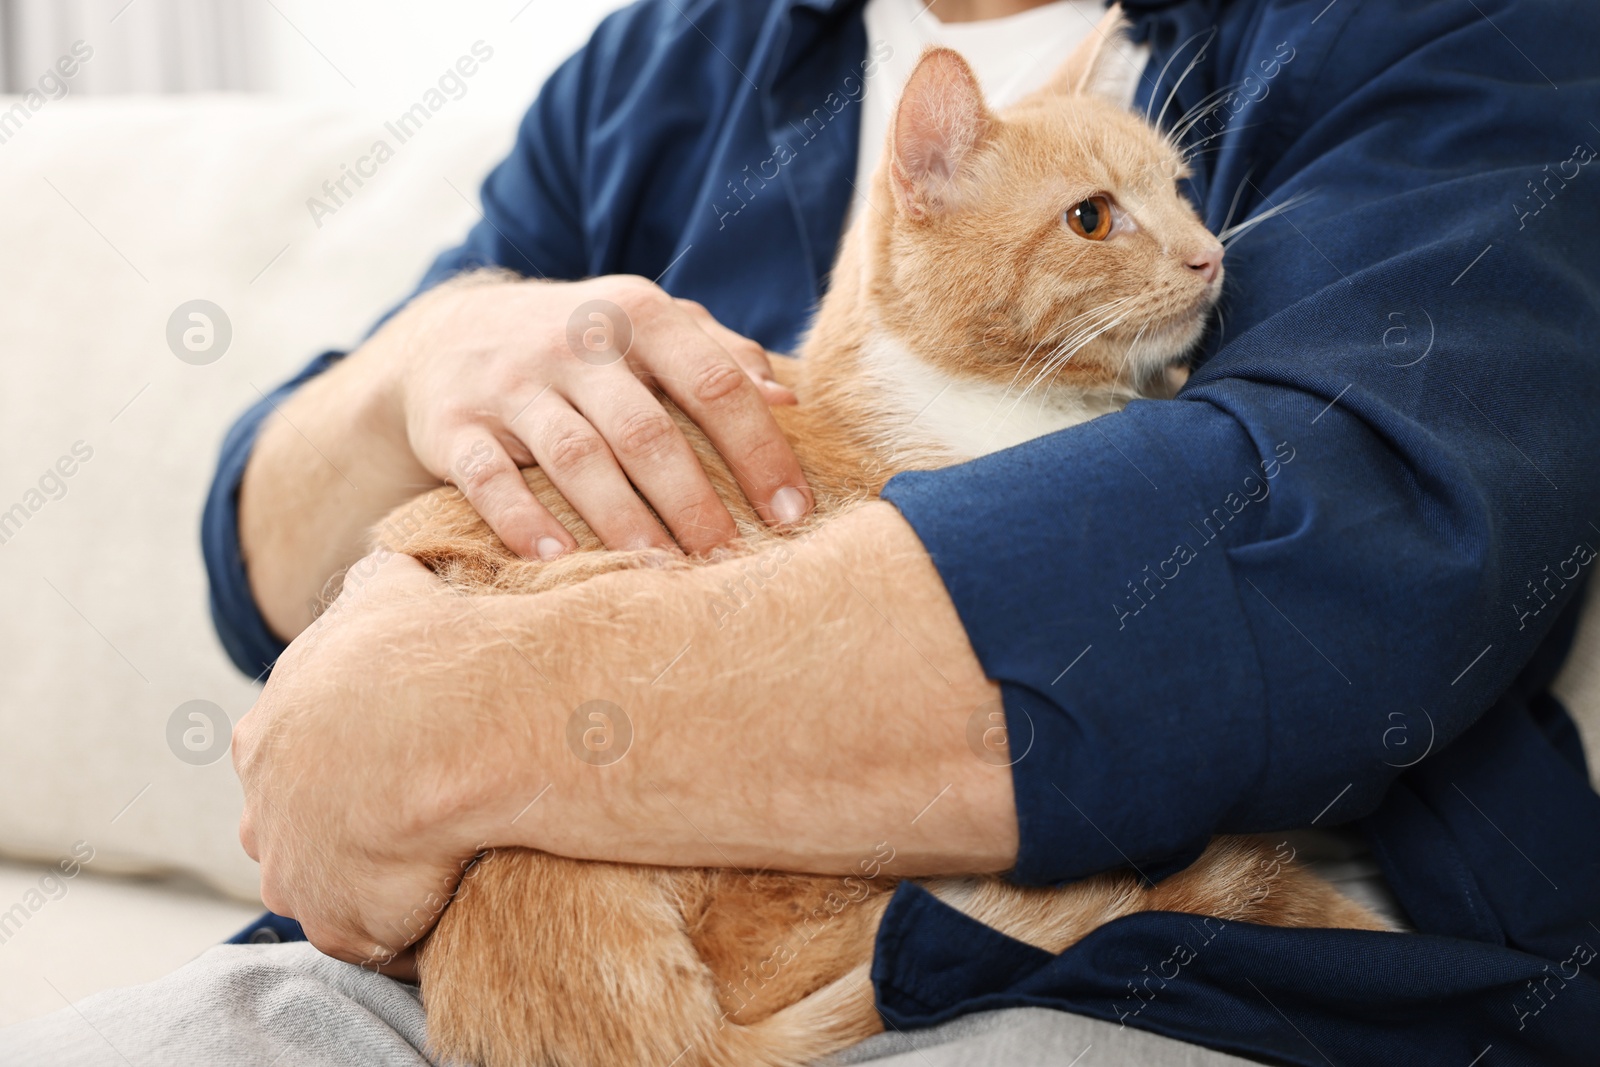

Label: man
[5,0,1597,1064]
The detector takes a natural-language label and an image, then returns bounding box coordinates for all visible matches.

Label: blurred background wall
[0,0,630,103]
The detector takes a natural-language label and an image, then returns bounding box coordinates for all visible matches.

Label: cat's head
[864,5,1222,402]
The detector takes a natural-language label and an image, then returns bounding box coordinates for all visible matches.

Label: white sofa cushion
[0,95,517,899]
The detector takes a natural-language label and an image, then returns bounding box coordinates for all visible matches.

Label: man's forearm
[458,501,1017,875]
[233,500,1013,962]
[239,336,429,642]
[235,272,815,647]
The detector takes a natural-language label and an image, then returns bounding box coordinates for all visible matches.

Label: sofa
[0,93,516,1023]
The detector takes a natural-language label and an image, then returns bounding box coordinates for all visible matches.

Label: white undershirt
[854,0,1152,197]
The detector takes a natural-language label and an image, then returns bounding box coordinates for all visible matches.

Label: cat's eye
[1065,196,1114,241]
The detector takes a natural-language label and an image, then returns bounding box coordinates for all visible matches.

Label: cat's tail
[696,962,883,1067]
[421,851,889,1067]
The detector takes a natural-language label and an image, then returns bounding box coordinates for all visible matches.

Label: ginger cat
[374,11,1384,1066]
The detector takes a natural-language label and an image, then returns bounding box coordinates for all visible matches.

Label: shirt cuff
[880,400,1271,886]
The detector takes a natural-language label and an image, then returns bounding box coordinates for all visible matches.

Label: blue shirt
[204,0,1600,1061]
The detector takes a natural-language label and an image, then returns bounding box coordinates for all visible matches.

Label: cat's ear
[889,47,993,219]
[1041,3,1140,105]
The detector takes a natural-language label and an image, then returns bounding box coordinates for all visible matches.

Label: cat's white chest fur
[858,329,1125,462]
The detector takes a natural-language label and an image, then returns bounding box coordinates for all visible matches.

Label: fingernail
[761,379,798,405]
[536,537,565,561]
[769,487,807,525]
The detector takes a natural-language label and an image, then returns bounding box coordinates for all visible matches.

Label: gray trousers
[0,943,1254,1066]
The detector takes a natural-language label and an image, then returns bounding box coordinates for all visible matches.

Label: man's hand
[236,503,1015,964]
[239,275,812,643]
[233,551,489,977]
[388,276,810,560]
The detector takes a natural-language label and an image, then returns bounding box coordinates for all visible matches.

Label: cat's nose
[1186,242,1224,284]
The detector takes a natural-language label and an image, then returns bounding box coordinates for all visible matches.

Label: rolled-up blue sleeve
[882,0,1600,885]
[200,28,610,675]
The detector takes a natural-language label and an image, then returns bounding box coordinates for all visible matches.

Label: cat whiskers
[998,298,1134,429]
[1218,189,1315,247]
[1020,299,1124,366]
[1218,165,1258,238]
[1149,26,1219,130]
[1107,320,1152,395]
[994,295,1132,410]
[1166,81,1248,151]
[985,309,1116,437]
[1178,123,1259,168]
[1014,310,1130,414]
[1013,296,1133,390]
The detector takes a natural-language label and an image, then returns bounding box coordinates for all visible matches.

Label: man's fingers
[636,318,813,529]
[673,298,797,405]
[447,433,577,561]
[374,947,419,982]
[367,551,440,593]
[519,395,677,553]
[237,809,258,861]
[296,916,388,971]
[563,370,738,555]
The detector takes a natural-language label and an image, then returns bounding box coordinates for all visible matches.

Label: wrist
[356,275,552,485]
[355,592,542,860]
[342,316,429,491]
[456,568,690,859]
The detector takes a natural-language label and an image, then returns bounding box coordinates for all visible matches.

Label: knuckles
[614,408,679,460]
[300,921,361,965]
[735,430,797,487]
[452,448,508,493]
[689,360,749,407]
[542,424,606,471]
[237,811,258,860]
[257,867,291,918]
[598,275,670,320]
